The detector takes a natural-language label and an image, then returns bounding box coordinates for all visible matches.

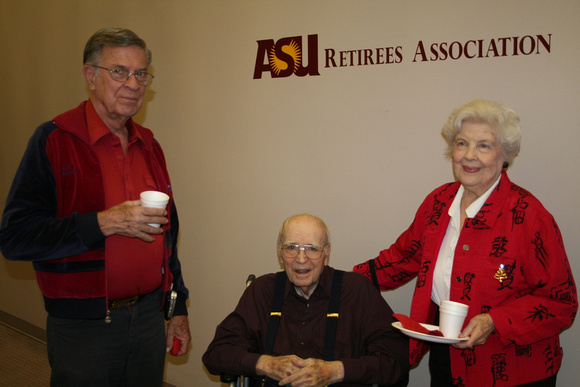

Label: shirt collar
[284,266,333,300]
[449,174,502,218]
[85,100,145,146]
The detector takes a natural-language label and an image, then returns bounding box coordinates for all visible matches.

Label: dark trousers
[429,342,557,387]
[429,309,557,387]
[47,288,166,387]
[250,373,410,386]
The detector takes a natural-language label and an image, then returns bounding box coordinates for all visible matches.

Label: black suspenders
[264,271,287,355]
[263,270,344,361]
[323,269,343,361]
[368,258,380,291]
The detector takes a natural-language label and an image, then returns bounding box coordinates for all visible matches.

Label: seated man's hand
[280,357,344,387]
[256,354,302,382]
[98,200,167,242]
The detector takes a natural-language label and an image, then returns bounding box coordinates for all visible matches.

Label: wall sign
[253,33,552,79]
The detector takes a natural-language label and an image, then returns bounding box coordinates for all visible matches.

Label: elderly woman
[354,99,577,386]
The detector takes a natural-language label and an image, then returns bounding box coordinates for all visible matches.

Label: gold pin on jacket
[494,264,508,283]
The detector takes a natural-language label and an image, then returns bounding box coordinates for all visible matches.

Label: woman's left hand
[452,313,495,349]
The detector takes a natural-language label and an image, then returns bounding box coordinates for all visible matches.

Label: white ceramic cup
[140,191,169,227]
[439,300,469,338]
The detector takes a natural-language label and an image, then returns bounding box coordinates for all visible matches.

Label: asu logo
[253,35,320,79]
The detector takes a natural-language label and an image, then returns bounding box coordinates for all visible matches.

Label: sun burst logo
[254,35,319,79]
[269,40,302,76]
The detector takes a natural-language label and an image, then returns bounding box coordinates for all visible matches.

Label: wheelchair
[219,276,254,386]
[220,373,383,387]
[220,373,249,387]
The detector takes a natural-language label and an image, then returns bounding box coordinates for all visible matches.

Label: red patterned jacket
[354,171,577,386]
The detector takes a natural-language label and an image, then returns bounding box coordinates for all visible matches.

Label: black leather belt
[109,295,141,309]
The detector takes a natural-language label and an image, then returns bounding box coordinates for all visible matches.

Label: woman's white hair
[441,99,522,167]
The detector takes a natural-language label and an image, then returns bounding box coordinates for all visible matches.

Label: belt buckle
[109,295,140,309]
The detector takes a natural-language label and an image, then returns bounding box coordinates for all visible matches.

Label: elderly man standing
[0,28,190,386]
[203,214,409,387]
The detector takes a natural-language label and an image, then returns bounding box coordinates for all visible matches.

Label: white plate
[392,321,469,344]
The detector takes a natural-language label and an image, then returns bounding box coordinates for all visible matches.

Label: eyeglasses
[280,244,327,260]
[91,65,154,86]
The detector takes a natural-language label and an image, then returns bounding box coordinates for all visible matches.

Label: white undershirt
[431,175,501,306]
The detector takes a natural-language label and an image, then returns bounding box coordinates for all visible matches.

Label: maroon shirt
[203,266,409,386]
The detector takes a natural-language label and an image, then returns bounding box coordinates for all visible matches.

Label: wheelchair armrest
[220,373,238,383]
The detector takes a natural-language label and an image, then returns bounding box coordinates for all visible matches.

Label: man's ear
[277,244,285,261]
[83,64,96,89]
[324,244,331,265]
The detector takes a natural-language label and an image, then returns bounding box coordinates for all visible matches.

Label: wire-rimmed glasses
[280,244,327,260]
[91,65,154,86]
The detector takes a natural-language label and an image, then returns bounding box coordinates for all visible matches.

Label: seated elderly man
[203,214,409,387]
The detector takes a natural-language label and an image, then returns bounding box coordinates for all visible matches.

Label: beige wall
[1,1,579,385]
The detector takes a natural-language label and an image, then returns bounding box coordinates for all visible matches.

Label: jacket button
[463,244,469,251]
[456,276,462,282]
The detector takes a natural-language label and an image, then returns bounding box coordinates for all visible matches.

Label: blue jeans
[47,288,166,387]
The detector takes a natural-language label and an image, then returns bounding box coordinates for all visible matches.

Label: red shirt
[86,101,164,300]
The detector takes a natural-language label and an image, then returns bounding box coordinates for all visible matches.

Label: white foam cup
[140,191,169,227]
[439,300,469,338]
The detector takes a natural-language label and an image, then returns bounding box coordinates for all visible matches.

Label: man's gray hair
[83,27,151,66]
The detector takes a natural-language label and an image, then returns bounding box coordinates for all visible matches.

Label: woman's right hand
[453,313,495,349]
